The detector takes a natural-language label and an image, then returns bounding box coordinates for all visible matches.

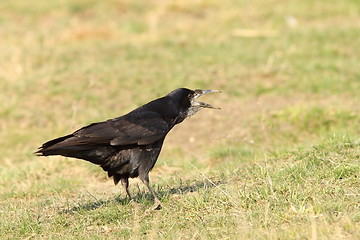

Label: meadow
[0,0,359,239]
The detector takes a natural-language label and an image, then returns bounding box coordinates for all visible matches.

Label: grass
[1,0,359,239]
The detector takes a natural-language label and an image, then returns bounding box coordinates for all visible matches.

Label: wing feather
[73,111,169,146]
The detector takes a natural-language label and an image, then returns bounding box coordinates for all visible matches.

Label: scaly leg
[141,175,161,210]
[121,178,132,200]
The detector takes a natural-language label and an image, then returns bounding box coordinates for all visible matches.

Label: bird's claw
[129,199,140,208]
[152,200,162,210]
[144,199,162,213]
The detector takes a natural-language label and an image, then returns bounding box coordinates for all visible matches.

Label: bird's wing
[73,111,169,146]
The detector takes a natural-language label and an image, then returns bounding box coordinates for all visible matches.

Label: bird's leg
[121,178,132,200]
[141,175,161,210]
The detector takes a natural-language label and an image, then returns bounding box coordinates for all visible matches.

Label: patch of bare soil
[164,93,360,159]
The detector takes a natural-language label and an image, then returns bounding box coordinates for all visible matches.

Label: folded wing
[36,111,170,156]
[74,111,169,146]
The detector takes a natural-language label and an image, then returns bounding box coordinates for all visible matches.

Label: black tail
[34,134,74,156]
[35,134,115,165]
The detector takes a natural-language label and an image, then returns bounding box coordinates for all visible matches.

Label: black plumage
[35,88,220,209]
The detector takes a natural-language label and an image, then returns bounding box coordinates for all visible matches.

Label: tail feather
[35,134,116,165]
[35,134,76,156]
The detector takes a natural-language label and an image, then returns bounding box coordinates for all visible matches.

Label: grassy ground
[1,0,359,239]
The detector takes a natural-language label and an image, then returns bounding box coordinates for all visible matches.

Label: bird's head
[187,89,221,115]
[167,88,221,121]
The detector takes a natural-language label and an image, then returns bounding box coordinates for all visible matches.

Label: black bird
[35,88,220,209]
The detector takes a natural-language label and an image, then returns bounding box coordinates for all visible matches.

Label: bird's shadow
[61,179,223,214]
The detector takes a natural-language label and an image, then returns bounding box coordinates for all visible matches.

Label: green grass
[1,0,359,239]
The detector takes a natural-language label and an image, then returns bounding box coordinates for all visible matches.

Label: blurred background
[1,0,359,163]
[0,0,359,238]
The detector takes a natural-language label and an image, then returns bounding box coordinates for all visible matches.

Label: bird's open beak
[194,89,221,109]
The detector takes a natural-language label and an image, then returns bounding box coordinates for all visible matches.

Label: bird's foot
[129,199,140,208]
[152,199,162,210]
[144,199,162,214]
